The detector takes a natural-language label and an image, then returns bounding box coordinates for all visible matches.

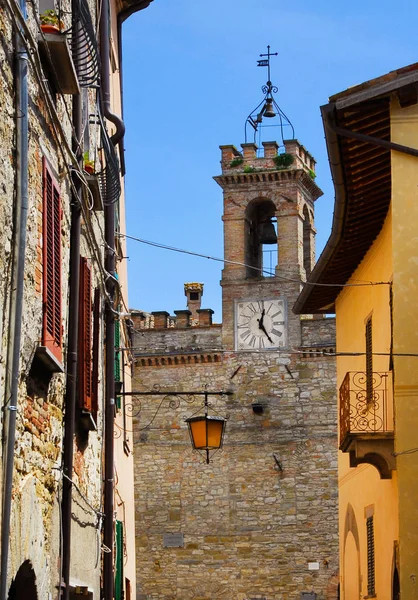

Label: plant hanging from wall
[229,157,244,168]
[273,153,294,169]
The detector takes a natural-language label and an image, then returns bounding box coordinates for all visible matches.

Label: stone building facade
[0,0,152,597]
[131,140,339,599]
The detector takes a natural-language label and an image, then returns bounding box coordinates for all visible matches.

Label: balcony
[339,371,395,479]
[39,0,99,95]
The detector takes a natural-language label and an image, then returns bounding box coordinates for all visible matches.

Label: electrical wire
[118,233,391,289]
[129,345,418,358]
[393,447,418,457]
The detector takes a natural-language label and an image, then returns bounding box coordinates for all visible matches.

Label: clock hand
[258,309,265,329]
[259,322,274,344]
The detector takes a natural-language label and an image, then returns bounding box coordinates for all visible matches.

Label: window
[125,579,132,600]
[78,257,92,412]
[115,312,122,409]
[115,521,124,600]
[91,287,100,421]
[42,158,62,363]
[366,515,375,596]
[189,291,199,301]
[245,199,277,278]
[303,205,312,276]
[365,316,373,403]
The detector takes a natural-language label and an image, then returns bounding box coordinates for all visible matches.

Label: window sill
[80,410,97,432]
[35,345,64,374]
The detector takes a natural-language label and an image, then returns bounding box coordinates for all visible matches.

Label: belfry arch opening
[303,205,313,277]
[245,199,277,278]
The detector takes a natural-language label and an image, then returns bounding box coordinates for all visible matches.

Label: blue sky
[122,0,418,320]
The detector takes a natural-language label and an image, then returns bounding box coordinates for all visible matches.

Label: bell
[263,99,276,118]
[258,219,277,244]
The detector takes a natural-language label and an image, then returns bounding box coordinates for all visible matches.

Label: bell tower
[214,49,323,350]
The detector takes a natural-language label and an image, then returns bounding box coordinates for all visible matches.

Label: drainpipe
[99,0,124,146]
[0,9,29,600]
[60,90,82,600]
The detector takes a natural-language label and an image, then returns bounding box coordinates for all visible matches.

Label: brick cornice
[135,352,223,367]
[213,169,323,201]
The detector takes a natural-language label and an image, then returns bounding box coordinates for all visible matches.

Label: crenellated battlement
[219,139,317,176]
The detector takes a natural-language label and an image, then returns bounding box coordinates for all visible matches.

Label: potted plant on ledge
[40,9,64,34]
[83,152,95,175]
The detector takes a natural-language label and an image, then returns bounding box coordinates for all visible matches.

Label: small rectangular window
[42,158,62,362]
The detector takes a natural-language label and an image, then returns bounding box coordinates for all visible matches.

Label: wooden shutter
[78,257,92,411]
[115,521,124,600]
[114,314,122,409]
[91,287,100,420]
[365,317,373,403]
[42,158,62,362]
[367,516,375,595]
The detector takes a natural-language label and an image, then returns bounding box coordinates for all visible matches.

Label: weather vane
[245,45,295,144]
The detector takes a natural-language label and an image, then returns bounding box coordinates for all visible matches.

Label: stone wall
[0,0,128,596]
[301,317,336,350]
[132,316,222,356]
[132,331,338,599]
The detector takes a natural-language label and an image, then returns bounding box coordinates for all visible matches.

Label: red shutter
[42,158,62,362]
[78,257,92,411]
[91,286,100,420]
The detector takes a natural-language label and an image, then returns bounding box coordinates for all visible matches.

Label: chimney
[184,283,204,321]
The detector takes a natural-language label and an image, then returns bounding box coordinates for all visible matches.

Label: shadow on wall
[8,560,38,600]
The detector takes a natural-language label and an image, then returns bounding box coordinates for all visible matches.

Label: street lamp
[185,392,227,464]
[121,387,232,463]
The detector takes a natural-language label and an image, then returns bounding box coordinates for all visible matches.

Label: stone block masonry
[132,317,338,599]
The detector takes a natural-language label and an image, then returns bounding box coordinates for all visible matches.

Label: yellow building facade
[295,64,418,599]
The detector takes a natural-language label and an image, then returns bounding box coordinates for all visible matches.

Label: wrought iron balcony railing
[339,371,393,444]
[97,111,121,206]
[67,0,100,87]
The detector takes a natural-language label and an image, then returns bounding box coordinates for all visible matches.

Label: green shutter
[114,317,121,381]
[115,520,124,600]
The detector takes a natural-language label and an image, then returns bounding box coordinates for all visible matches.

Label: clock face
[235,299,287,350]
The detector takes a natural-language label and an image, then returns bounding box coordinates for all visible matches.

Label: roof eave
[293,103,347,314]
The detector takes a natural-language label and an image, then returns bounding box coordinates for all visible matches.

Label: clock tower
[215,138,323,351]
[131,50,339,599]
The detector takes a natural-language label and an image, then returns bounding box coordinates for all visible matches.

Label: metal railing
[67,0,100,87]
[339,371,393,442]
[97,110,121,206]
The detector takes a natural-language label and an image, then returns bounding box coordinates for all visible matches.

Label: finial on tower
[245,45,295,144]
